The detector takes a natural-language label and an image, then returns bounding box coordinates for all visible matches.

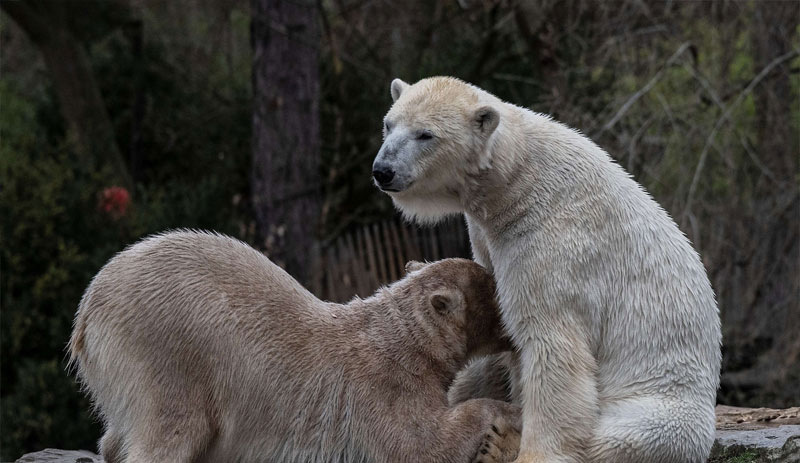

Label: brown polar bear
[372,77,721,463]
[68,230,521,463]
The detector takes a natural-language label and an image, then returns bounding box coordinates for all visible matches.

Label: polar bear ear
[405,260,426,273]
[391,78,409,102]
[473,106,500,137]
[430,291,456,314]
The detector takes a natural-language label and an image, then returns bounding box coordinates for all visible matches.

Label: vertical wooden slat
[365,224,383,286]
[313,216,473,301]
[361,226,377,289]
[375,223,390,285]
[383,222,399,283]
[438,221,451,258]
[354,227,372,293]
[389,221,407,275]
[429,226,440,261]
[337,237,353,300]
[343,229,362,297]
[399,222,421,262]
[416,226,428,258]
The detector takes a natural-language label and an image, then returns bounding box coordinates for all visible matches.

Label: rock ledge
[16,406,800,462]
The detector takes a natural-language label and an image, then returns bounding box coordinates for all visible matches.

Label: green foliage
[1,82,110,457]
[721,451,760,463]
[1,360,100,459]
[0,5,252,458]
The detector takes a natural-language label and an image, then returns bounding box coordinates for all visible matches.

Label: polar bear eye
[416,131,434,141]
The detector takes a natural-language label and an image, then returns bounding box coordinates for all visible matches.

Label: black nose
[372,165,395,186]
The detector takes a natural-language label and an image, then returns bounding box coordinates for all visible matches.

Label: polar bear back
[486,111,720,403]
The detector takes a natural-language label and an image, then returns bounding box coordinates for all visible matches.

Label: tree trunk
[2,1,132,190]
[251,0,321,283]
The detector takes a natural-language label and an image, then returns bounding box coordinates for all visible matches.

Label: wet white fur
[378,77,721,463]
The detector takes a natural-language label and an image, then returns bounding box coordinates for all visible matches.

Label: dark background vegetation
[1,0,797,458]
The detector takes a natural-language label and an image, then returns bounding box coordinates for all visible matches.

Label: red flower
[99,186,131,219]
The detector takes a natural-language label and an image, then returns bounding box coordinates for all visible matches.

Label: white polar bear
[372,76,721,463]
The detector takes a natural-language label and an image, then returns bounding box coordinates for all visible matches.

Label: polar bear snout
[372,163,395,188]
[372,156,412,192]
[373,127,419,193]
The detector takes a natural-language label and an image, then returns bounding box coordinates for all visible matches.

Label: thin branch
[627,113,655,172]
[682,61,777,182]
[469,3,501,82]
[491,72,543,87]
[597,41,692,135]
[653,90,678,132]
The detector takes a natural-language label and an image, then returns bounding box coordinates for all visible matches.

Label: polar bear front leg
[513,318,599,463]
[471,414,521,463]
[427,398,521,463]
[448,351,518,405]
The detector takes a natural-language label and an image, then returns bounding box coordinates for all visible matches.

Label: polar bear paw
[471,417,520,463]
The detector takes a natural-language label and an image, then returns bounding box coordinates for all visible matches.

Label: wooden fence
[309,217,471,302]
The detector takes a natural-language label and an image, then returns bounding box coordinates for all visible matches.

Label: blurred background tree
[251,0,321,283]
[1,0,797,458]
[2,0,133,189]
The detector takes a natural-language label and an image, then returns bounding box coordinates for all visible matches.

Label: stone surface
[14,407,800,462]
[716,426,800,449]
[710,406,800,462]
[15,449,104,463]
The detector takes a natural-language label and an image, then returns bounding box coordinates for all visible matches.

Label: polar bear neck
[460,105,621,237]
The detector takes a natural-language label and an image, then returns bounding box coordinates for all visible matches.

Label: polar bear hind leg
[588,395,715,463]
[122,399,214,463]
[98,426,125,463]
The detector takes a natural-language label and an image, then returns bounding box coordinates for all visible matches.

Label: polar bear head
[400,258,510,360]
[372,77,500,223]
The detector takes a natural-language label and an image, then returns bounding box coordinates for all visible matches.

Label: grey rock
[15,449,104,463]
[710,426,800,462]
[716,425,800,449]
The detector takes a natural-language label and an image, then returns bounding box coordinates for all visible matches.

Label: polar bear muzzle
[372,162,396,190]
[372,124,419,193]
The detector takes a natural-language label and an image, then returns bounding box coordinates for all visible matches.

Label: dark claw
[491,425,499,434]
[481,448,488,455]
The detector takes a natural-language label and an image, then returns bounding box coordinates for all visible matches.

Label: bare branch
[597,41,692,135]
[682,48,799,220]
[682,61,777,182]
